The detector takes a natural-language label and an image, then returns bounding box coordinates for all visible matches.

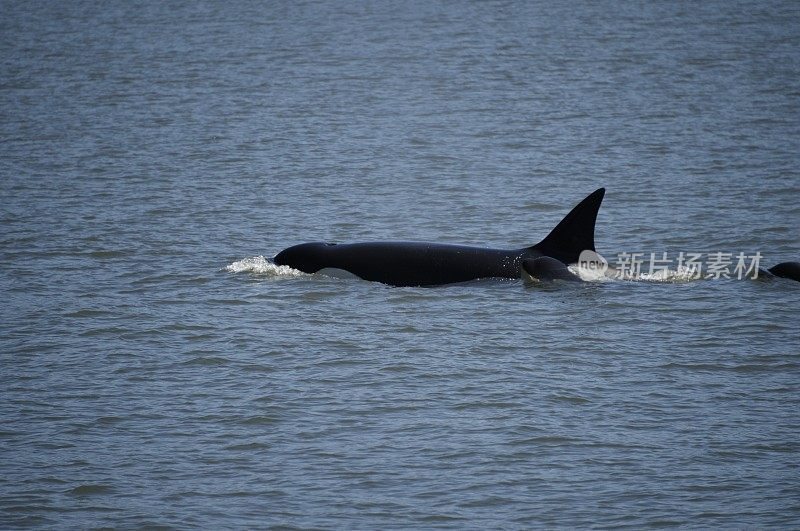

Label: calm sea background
[2,1,799,528]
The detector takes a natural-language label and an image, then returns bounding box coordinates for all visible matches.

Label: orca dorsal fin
[530,188,605,264]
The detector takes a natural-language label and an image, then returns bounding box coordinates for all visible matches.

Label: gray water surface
[2,1,799,528]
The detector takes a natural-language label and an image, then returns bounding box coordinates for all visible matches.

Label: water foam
[225,256,306,277]
[569,264,702,283]
[569,264,613,282]
[571,250,703,283]
[635,265,701,283]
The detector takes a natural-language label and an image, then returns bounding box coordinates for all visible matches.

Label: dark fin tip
[768,262,800,282]
[531,188,605,264]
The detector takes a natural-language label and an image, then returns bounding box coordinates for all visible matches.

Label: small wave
[635,265,701,283]
[181,356,230,367]
[224,442,270,451]
[225,256,305,277]
[67,484,114,496]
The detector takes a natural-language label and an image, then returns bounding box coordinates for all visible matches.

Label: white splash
[567,264,702,283]
[570,249,702,283]
[569,263,613,282]
[636,265,701,283]
[225,256,305,277]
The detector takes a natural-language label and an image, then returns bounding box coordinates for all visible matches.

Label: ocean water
[2,1,799,528]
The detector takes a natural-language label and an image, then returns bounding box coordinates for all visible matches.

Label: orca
[521,256,581,283]
[765,262,800,282]
[274,188,605,287]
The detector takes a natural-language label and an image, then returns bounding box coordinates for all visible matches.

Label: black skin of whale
[275,188,606,287]
[522,256,581,282]
[766,262,800,282]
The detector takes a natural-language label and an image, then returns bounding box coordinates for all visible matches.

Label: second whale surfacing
[274,188,605,287]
